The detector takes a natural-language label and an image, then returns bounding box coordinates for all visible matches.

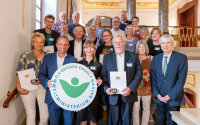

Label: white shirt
[162,51,172,70]
[116,53,125,71]
[111,29,125,39]
[57,52,67,69]
[74,40,82,61]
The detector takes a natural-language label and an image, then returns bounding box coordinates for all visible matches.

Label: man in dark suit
[34,14,60,51]
[151,34,188,125]
[68,26,85,61]
[38,36,77,125]
[101,35,143,125]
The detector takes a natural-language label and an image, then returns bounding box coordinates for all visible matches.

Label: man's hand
[48,80,53,88]
[106,88,117,95]
[121,87,131,96]
[157,94,168,103]
[163,95,171,103]
[17,87,29,95]
[96,77,102,87]
[32,78,40,85]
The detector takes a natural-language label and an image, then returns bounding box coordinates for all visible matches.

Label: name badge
[129,44,133,46]
[126,63,133,67]
[90,66,97,70]
[110,48,113,51]
[155,47,160,51]
[49,38,54,41]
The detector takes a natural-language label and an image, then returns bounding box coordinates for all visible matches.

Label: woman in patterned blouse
[133,40,152,125]
[16,32,49,125]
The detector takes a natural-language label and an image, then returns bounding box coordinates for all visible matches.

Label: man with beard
[101,35,142,125]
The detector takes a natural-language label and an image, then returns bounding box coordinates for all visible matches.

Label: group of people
[16,10,188,125]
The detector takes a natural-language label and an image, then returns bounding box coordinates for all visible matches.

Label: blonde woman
[16,32,49,125]
[125,24,139,53]
[133,40,152,125]
[77,40,103,125]
[92,15,104,38]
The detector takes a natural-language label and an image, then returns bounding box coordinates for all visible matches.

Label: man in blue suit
[101,35,143,125]
[151,34,188,125]
[39,36,77,125]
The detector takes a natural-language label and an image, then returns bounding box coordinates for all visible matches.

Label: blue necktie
[163,56,168,76]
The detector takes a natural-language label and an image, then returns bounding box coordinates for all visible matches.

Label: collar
[57,52,67,58]
[163,51,172,58]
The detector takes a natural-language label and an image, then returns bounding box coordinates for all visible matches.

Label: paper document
[18,68,38,91]
[110,71,127,94]
[99,54,104,64]
[42,46,54,53]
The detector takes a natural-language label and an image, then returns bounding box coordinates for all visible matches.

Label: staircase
[170,108,200,125]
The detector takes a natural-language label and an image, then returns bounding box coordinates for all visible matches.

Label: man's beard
[115,49,122,54]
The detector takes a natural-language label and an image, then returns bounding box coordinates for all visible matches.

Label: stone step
[180,108,200,125]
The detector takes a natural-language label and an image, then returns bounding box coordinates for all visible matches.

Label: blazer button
[163,80,165,82]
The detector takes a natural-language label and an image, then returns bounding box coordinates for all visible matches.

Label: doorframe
[177,0,198,26]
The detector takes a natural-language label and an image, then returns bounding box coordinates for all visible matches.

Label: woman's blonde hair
[125,24,135,36]
[92,15,103,26]
[82,40,97,63]
[31,32,45,44]
[135,40,149,56]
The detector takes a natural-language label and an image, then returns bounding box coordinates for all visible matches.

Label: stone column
[159,0,169,34]
[126,0,136,20]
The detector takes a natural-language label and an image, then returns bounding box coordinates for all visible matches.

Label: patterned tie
[163,56,168,76]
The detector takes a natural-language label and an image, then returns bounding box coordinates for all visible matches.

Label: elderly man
[111,16,125,38]
[60,23,73,41]
[119,10,132,31]
[34,14,60,51]
[52,12,67,33]
[68,26,85,61]
[39,36,77,125]
[101,35,142,125]
[151,34,188,125]
[68,12,86,39]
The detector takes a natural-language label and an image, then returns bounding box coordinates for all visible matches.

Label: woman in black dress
[77,40,103,125]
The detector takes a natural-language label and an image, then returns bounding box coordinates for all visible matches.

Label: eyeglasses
[102,35,110,37]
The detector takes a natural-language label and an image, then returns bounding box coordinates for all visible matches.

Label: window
[36,0,42,29]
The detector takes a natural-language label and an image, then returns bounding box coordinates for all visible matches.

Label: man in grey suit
[101,35,142,125]
[151,34,188,125]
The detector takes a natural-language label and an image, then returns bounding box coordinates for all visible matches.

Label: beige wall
[0,0,36,124]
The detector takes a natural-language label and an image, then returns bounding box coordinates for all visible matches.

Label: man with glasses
[111,16,125,39]
[34,14,60,51]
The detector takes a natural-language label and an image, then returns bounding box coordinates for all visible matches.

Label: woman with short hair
[16,32,49,125]
[139,27,152,43]
[86,25,104,46]
[148,28,163,56]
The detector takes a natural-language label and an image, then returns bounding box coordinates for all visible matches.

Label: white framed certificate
[18,68,38,91]
[110,71,127,94]
[42,46,54,53]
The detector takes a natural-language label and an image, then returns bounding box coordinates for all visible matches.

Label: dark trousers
[156,102,180,125]
[108,96,133,125]
[48,102,74,125]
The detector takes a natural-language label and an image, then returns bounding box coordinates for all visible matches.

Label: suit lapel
[164,51,176,78]
[52,52,58,69]
[112,52,117,71]
[124,51,129,71]
[158,53,164,77]
[63,54,70,65]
